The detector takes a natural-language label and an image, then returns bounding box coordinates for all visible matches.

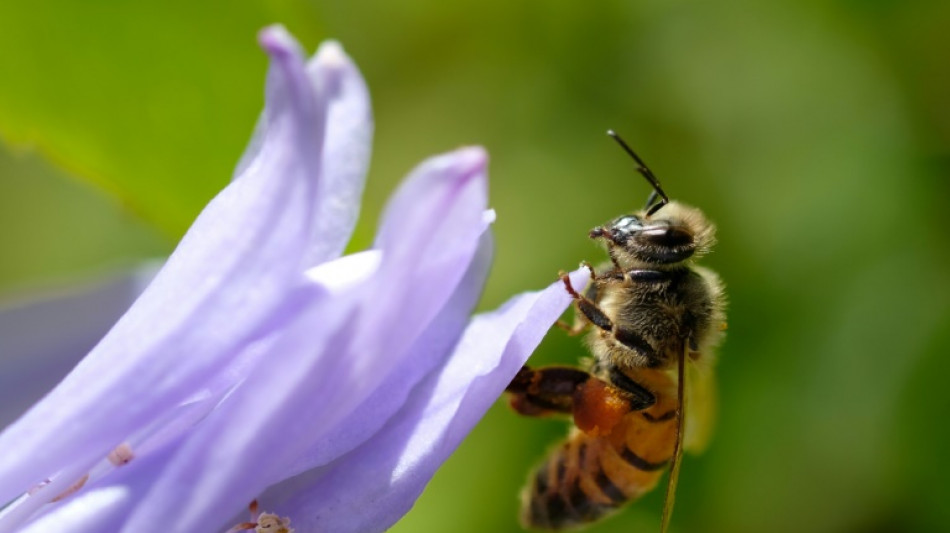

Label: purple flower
[0,25,584,533]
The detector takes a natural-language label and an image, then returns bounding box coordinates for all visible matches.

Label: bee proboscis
[506,131,727,531]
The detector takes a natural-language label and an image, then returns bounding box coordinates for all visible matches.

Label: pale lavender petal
[306,41,373,265]
[0,25,331,506]
[0,456,97,528]
[19,443,179,533]
[288,225,494,474]
[1,22,516,533]
[120,148,491,532]
[284,147,491,443]
[232,115,266,180]
[0,264,157,429]
[120,265,364,532]
[18,488,130,533]
[236,40,374,266]
[304,249,381,296]
[270,267,589,532]
[352,147,490,395]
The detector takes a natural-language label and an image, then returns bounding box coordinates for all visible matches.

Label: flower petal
[236,39,373,266]
[267,267,590,532]
[18,443,181,533]
[0,25,331,507]
[0,264,157,430]
[118,148,492,532]
[306,41,373,265]
[354,147,490,393]
[288,224,494,474]
[19,487,131,533]
[278,147,492,450]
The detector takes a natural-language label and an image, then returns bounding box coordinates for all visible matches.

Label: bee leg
[559,272,613,332]
[506,365,591,417]
[580,260,598,281]
[555,267,600,335]
[554,319,587,336]
[601,242,628,279]
[606,365,657,409]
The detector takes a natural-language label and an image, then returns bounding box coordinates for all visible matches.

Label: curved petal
[236,40,374,266]
[294,147,492,442]
[270,267,590,533]
[19,443,180,533]
[19,488,131,533]
[288,224,494,474]
[119,148,492,533]
[0,25,332,507]
[306,41,373,265]
[0,264,157,430]
[355,147,489,390]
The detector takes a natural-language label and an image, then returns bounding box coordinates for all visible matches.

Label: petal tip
[314,40,350,69]
[258,25,298,58]
[569,266,590,290]
[450,146,488,177]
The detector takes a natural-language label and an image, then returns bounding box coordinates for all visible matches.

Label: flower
[0,25,585,533]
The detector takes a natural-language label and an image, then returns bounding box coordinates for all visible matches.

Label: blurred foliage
[1,1,949,532]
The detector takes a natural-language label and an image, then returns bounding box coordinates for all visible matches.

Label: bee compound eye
[611,216,641,233]
[640,226,693,248]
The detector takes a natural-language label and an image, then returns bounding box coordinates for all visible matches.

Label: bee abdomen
[521,433,666,530]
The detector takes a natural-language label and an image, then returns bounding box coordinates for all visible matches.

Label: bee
[506,131,726,531]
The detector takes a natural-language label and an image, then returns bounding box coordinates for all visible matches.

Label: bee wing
[683,357,717,453]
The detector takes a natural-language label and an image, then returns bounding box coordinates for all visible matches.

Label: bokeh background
[2,1,949,532]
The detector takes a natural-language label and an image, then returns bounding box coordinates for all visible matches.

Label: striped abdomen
[521,385,678,529]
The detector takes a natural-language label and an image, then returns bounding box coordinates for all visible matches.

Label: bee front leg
[590,226,633,283]
[559,272,613,332]
[555,260,606,332]
[554,320,587,336]
[506,365,591,417]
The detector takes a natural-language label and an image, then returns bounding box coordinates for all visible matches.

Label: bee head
[590,201,716,267]
[591,131,716,268]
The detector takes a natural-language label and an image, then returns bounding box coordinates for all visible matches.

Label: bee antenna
[607,130,669,215]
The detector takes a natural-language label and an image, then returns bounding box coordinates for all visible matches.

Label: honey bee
[506,131,726,531]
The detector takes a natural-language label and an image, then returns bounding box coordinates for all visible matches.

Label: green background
[2,1,949,532]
